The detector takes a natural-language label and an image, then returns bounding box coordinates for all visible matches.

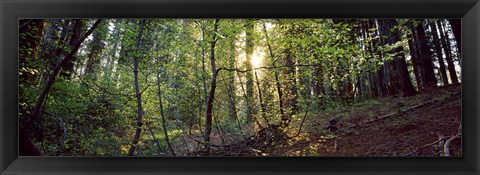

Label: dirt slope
[278,84,462,157]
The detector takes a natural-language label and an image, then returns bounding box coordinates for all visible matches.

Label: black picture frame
[1,0,479,174]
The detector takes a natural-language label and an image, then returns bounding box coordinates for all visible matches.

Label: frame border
[1,0,479,174]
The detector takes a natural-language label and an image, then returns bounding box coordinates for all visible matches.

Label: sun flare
[251,49,264,68]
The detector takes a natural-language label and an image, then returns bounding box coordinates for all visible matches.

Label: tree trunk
[429,21,449,85]
[127,19,146,156]
[203,19,220,154]
[156,69,176,156]
[61,19,84,79]
[204,68,220,154]
[378,19,416,97]
[227,42,240,129]
[19,19,45,85]
[105,20,123,86]
[448,19,461,57]
[415,20,437,88]
[200,25,207,133]
[245,19,256,124]
[282,49,298,128]
[406,21,423,90]
[255,70,269,124]
[437,20,459,84]
[262,21,286,125]
[85,21,107,78]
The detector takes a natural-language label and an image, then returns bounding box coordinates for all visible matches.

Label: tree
[85,22,108,78]
[204,19,220,154]
[414,20,437,89]
[61,19,84,79]
[378,19,416,97]
[429,21,449,85]
[21,20,103,156]
[437,20,459,84]
[127,19,146,156]
[448,19,461,57]
[244,19,256,124]
[405,21,424,90]
[19,19,45,85]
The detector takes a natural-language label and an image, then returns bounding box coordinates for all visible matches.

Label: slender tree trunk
[200,26,207,133]
[254,70,269,124]
[127,19,146,156]
[145,121,165,156]
[204,19,220,154]
[438,20,459,84]
[262,21,286,125]
[282,49,298,127]
[204,68,220,154]
[429,21,449,85]
[156,69,176,156]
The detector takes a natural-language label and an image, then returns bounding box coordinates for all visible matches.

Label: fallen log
[443,134,460,156]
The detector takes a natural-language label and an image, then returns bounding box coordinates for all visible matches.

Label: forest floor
[277,83,462,157]
[186,84,461,157]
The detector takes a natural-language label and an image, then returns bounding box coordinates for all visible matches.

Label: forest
[19,18,462,156]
